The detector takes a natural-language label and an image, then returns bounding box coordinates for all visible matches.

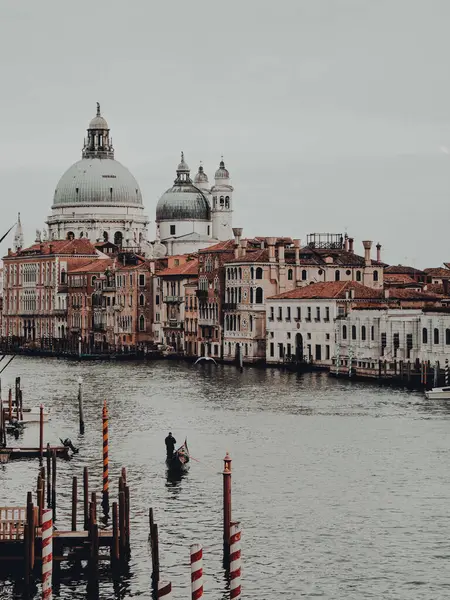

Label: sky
[0,0,449,268]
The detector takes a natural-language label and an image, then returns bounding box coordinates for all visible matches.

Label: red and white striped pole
[190,543,203,600]
[42,508,53,600]
[157,580,172,598]
[230,521,241,599]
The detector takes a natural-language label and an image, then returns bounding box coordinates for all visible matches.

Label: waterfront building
[265,281,382,366]
[156,155,234,255]
[157,258,198,351]
[46,104,152,251]
[2,239,98,345]
[184,280,199,356]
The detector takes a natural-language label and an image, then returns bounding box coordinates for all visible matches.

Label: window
[406,333,413,358]
[139,315,145,331]
[139,274,145,286]
[306,307,311,322]
[296,307,301,321]
[255,287,263,304]
[155,313,160,322]
[361,326,366,341]
[170,225,176,235]
[301,270,307,281]
[270,343,274,357]
[422,328,428,344]
[278,343,284,358]
[342,325,347,340]
[278,307,283,320]
[256,267,263,280]
[351,325,357,340]
[207,226,210,235]
[335,270,340,281]
[139,294,145,306]
[287,343,291,357]
[373,270,379,282]
[434,328,440,344]
[393,333,400,356]
[156,294,160,305]
[325,307,330,321]
[286,307,291,321]
[288,269,293,281]
[326,345,330,360]
[315,345,322,360]
[371,326,375,341]
[446,329,450,345]
[381,332,387,355]
[356,271,361,282]
[316,307,320,321]
[269,306,274,320]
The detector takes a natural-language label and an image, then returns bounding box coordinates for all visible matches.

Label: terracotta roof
[69,259,113,274]
[199,240,235,253]
[423,267,450,277]
[8,239,97,257]
[299,246,384,267]
[384,273,416,284]
[268,281,382,301]
[385,287,443,300]
[158,259,199,277]
[424,283,445,295]
[385,265,425,275]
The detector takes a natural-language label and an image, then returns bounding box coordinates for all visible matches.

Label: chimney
[384,288,390,299]
[349,288,355,299]
[7,248,11,256]
[362,240,372,266]
[260,239,265,249]
[267,237,276,263]
[232,227,243,259]
[278,244,285,264]
[348,237,354,253]
[241,239,248,258]
[293,239,301,265]
[344,234,349,252]
[376,243,382,263]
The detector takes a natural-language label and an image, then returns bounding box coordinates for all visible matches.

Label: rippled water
[1,357,450,599]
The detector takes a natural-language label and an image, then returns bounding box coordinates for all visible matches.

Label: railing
[164,295,184,303]
[198,317,218,326]
[0,507,27,540]
[164,321,183,330]
[223,303,237,311]
[54,309,67,316]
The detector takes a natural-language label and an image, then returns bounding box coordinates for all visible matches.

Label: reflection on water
[1,357,450,599]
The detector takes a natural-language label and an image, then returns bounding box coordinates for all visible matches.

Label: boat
[166,439,190,472]
[425,386,450,399]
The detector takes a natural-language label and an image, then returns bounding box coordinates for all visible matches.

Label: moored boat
[425,386,450,399]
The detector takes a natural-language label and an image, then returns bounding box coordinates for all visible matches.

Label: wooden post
[83,467,89,530]
[39,404,44,459]
[152,523,160,584]
[125,485,130,554]
[46,443,51,507]
[8,387,12,422]
[91,491,97,525]
[112,502,119,564]
[71,476,77,531]
[102,401,109,515]
[119,489,126,560]
[24,522,30,585]
[51,450,57,521]
[19,389,23,421]
[78,377,85,434]
[223,452,232,566]
[15,376,19,407]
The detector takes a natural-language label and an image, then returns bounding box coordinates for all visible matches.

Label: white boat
[425,386,450,399]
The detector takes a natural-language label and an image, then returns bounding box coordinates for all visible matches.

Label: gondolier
[165,432,176,459]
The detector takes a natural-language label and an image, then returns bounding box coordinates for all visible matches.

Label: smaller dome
[194,165,209,185]
[215,159,230,179]
[177,151,189,173]
[89,115,109,130]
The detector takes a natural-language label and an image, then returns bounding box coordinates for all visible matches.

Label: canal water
[1,357,450,599]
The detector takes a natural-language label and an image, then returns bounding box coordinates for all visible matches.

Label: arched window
[255,287,263,304]
[250,288,254,303]
[67,231,75,241]
[373,270,379,282]
[361,325,366,341]
[342,325,347,340]
[301,270,307,281]
[288,269,293,281]
[356,271,361,282]
[114,231,123,247]
[238,268,242,280]
[335,270,341,281]
[434,328,440,344]
[422,328,428,344]
[250,267,254,280]
[225,315,229,330]
[351,325,357,340]
[250,315,253,331]
[139,315,145,331]
[225,196,230,208]
[256,267,263,280]
[446,329,450,345]
[139,294,145,306]
[91,276,96,286]
[79,231,84,238]
[220,196,224,206]
[60,269,66,285]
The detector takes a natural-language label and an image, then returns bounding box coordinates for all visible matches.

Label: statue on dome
[35,229,41,242]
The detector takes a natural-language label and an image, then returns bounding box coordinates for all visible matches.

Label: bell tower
[211,158,233,240]
[82,103,114,159]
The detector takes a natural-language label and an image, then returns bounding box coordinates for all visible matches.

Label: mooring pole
[42,508,53,600]
[46,443,51,507]
[39,404,44,460]
[71,476,77,531]
[51,450,57,521]
[223,452,232,567]
[446,358,449,386]
[78,377,85,434]
[102,400,109,514]
[190,543,204,600]
[83,467,89,530]
[230,521,242,599]
[158,581,172,599]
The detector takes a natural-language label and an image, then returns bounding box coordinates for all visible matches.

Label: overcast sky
[0,0,449,267]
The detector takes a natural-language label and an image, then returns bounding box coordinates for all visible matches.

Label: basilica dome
[214,159,230,180]
[156,154,210,221]
[52,158,143,207]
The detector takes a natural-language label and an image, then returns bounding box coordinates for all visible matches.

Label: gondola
[166,439,190,472]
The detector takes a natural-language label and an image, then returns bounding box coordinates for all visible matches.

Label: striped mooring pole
[157,580,172,598]
[336,344,340,376]
[230,521,242,599]
[191,543,204,600]
[446,359,449,386]
[102,400,109,513]
[42,508,53,600]
[223,452,232,566]
[348,347,353,378]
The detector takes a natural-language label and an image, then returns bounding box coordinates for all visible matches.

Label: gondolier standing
[165,432,176,459]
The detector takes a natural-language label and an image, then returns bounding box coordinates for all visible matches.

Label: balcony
[223,302,237,311]
[198,317,217,326]
[165,295,184,303]
[285,317,291,322]
[93,323,106,332]
[196,289,208,300]
[54,309,67,316]
[323,318,330,323]
[305,317,311,322]
[314,318,321,322]
[294,317,301,322]
[164,321,183,330]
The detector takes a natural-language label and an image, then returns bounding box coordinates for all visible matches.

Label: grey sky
[1,0,449,267]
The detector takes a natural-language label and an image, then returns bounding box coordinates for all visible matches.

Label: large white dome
[52,158,143,207]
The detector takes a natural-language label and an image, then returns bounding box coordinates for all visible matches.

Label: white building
[265,281,383,366]
[46,104,150,249]
[155,155,233,255]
